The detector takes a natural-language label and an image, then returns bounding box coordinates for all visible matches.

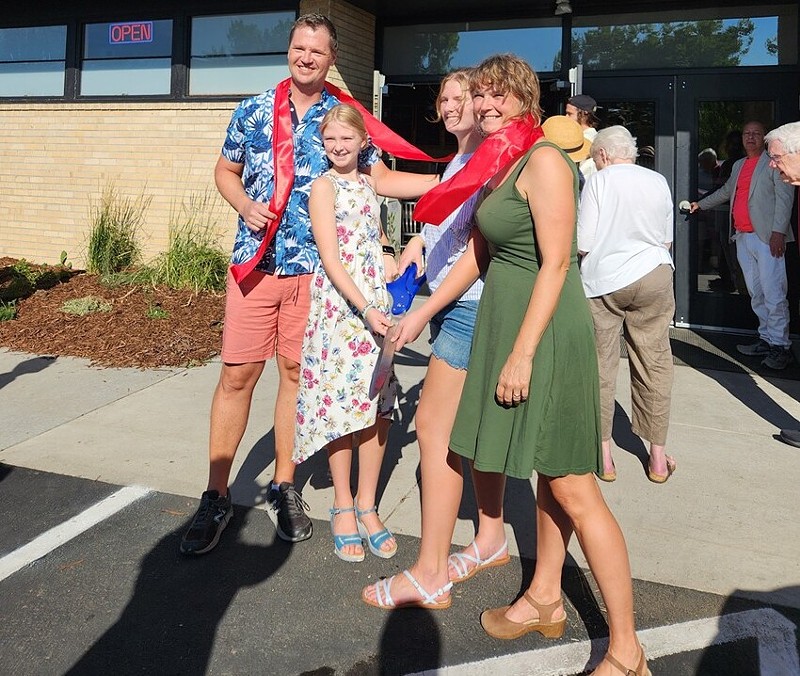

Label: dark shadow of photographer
[65,505,292,675]
[695,585,800,675]
[0,354,56,391]
[376,607,441,675]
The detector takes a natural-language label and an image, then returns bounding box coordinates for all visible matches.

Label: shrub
[86,185,149,275]
[0,301,16,321]
[138,190,228,293]
[60,296,112,316]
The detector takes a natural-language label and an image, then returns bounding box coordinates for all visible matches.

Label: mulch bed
[0,258,225,368]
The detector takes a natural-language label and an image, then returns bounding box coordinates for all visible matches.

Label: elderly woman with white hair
[765,121,800,449]
[578,125,677,483]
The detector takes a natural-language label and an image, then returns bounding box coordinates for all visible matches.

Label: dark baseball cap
[567,94,598,113]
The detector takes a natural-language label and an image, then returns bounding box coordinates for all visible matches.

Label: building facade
[1,0,798,333]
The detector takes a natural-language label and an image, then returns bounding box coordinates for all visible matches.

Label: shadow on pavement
[0,354,56,391]
[65,506,292,675]
[695,586,800,675]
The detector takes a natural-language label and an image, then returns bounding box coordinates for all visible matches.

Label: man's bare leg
[180,360,264,555]
[208,361,266,494]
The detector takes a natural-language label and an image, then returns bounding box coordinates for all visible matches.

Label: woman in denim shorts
[363,70,509,609]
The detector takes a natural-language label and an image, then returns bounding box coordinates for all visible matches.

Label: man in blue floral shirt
[180,14,438,555]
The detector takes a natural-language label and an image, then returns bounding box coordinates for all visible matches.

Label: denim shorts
[428,300,479,370]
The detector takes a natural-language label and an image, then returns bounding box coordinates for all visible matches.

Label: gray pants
[588,264,675,446]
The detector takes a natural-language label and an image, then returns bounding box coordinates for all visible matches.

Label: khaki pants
[589,264,674,446]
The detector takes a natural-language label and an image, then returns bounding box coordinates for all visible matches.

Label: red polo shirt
[732,157,759,232]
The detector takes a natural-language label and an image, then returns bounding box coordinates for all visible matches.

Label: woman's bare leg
[355,417,396,554]
[327,434,363,559]
[362,355,464,604]
[499,474,640,671]
[449,463,507,578]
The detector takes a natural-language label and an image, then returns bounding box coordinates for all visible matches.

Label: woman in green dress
[461,54,648,676]
[448,55,650,676]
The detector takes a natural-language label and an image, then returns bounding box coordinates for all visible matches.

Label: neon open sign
[108,21,154,45]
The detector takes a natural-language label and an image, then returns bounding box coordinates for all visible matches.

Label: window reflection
[190,12,293,95]
[573,5,797,70]
[383,20,562,77]
[0,25,66,96]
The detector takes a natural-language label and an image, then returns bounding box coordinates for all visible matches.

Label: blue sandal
[330,506,364,562]
[355,503,398,559]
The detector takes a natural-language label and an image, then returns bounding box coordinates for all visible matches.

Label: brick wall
[0,0,377,268]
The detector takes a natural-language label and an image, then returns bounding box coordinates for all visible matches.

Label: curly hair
[469,54,542,124]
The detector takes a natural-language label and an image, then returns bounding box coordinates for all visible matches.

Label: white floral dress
[293,171,398,463]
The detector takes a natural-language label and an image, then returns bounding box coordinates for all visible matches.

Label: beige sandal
[597,645,651,676]
[480,591,565,640]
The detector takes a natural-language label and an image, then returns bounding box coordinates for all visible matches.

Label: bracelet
[360,300,377,317]
[382,245,396,256]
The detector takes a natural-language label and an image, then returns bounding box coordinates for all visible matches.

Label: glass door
[677,72,798,332]
[584,71,798,333]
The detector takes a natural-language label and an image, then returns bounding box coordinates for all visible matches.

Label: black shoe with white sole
[268,482,313,542]
[179,489,233,555]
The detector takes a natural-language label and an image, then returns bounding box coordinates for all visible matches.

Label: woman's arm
[309,177,393,336]
[367,159,440,199]
[392,228,489,349]
[495,144,575,406]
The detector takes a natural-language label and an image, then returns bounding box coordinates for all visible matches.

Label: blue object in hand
[386,263,427,316]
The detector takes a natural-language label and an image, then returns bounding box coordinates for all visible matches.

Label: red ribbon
[230,79,454,284]
[412,115,544,225]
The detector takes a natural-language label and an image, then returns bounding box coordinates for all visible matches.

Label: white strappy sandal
[361,569,453,610]
[448,539,510,583]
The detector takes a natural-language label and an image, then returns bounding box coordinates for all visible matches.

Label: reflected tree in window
[408,32,460,74]
[206,18,293,56]
[574,20,756,69]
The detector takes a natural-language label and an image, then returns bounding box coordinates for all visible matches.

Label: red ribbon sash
[412,115,544,225]
[230,79,454,284]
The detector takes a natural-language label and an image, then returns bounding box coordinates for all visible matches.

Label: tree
[573,20,755,69]
[407,32,460,75]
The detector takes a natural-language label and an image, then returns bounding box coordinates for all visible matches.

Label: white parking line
[410,608,799,676]
[0,485,150,582]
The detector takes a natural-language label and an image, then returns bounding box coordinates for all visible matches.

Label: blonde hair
[469,54,542,124]
[432,69,472,123]
[320,104,368,142]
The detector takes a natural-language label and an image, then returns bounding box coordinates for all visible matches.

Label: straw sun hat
[541,115,592,162]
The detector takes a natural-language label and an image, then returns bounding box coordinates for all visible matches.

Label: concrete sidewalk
[2,321,799,616]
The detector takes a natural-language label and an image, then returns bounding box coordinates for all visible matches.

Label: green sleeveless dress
[449,142,602,479]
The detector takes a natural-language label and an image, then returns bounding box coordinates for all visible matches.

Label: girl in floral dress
[293,104,399,562]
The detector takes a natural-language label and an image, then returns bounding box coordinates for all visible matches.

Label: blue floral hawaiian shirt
[222,87,380,276]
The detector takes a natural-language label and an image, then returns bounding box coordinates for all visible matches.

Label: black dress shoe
[778,429,800,448]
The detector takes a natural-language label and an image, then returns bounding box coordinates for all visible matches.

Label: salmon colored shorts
[221,269,312,364]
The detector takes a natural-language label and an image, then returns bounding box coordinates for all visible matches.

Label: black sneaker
[179,490,233,555]
[762,345,792,370]
[268,482,313,542]
[736,339,771,357]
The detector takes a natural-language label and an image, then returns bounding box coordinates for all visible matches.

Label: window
[382,20,562,79]
[190,12,294,95]
[81,20,173,96]
[573,5,798,70]
[0,25,67,96]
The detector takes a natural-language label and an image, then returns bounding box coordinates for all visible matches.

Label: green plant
[86,185,149,276]
[60,296,112,316]
[59,250,73,269]
[12,259,37,286]
[138,190,228,293]
[0,301,17,321]
[146,302,169,320]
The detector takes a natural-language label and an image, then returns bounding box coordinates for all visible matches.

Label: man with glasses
[764,121,800,445]
[690,121,795,370]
